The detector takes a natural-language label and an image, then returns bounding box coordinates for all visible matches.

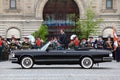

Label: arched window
[103,28,113,38]
[106,0,113,9]
[7,28,20,39]
[43,0,79,38]
[43,0,79,27]
[10,0,16,9]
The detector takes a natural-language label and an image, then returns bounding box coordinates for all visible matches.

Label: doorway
[43,0,79,39]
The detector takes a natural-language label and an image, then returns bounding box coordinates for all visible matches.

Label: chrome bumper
[103,57,113,62]
[9,55,18,62]
[9,58,18,62]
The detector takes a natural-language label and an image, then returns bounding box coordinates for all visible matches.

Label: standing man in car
[58,29,67,49]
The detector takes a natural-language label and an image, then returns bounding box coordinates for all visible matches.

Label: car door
[33,49,66,63]
[46,49,80,64]
[45,50,67,63]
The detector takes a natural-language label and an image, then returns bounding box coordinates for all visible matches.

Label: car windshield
[40,41,51,51]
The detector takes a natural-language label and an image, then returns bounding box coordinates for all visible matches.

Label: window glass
[106,0,113,9]
[10,0,16,9]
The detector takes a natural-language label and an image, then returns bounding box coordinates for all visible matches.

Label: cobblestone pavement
[0,61,120,80]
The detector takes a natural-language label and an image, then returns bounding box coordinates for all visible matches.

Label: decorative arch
[35,0,85,20]
[102,27,114,38]
[6,27,21,39]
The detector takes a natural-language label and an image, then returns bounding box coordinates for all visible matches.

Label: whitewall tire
[81,57,93,69]
[21,57,34,69]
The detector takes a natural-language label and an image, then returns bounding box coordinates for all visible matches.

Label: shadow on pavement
[11,66,112,70]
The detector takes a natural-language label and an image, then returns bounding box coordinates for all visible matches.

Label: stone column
[0,0,3,14]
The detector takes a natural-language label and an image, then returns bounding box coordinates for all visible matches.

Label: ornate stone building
[0,0,120,39]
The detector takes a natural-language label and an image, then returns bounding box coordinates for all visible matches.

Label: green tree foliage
[32,24,48,42]
[74,2,103,39]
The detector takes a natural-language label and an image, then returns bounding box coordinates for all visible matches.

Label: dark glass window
[43,0,79,26]
[106,0,113,9]
[43,0,79,38]
[10,0,16,9]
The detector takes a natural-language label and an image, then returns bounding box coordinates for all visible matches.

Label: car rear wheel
[80,57,93,69]
[21,57,34,69]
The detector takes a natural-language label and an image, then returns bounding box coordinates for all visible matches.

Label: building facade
[0,0,120,39]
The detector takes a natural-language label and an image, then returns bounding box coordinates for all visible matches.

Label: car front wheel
[80,57,93,69]
[21,57,34,69]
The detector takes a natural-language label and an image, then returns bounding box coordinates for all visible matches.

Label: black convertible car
[9,42,113,69]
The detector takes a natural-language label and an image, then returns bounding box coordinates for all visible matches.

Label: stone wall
[0,0,120,39]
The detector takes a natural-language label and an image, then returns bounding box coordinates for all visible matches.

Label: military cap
[89,36,93,39]
[98,36,102,38]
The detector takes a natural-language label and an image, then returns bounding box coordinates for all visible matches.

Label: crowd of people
[50,29,114,50]
[0,35,44,60]
[50,29,120,62]
[0,29,120,62]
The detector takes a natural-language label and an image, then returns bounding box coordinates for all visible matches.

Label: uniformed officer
[87,37,94,48]
[116,40,120,62]
[105,36,113,50]
[22,37,32,49]
[10,38,18,50]
[97,36,104,49]
[0,36,3,60]
[74,36,80,49]
[80,38,87,48]
[36,37,43,49]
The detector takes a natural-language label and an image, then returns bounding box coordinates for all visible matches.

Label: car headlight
[109,53,113,57]
[12,53,15,57]
[10,51,15,57]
